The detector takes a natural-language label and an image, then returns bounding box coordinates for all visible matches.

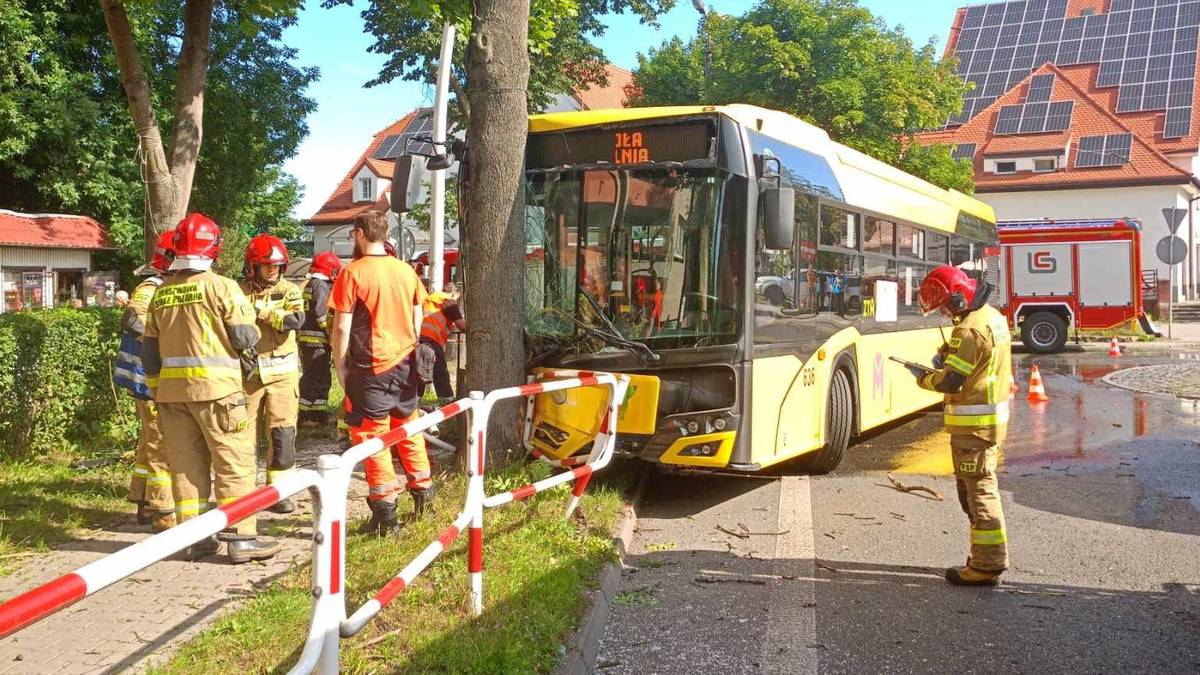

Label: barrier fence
[0,370,628,675]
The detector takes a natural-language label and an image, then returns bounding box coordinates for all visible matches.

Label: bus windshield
[524,168,744,350]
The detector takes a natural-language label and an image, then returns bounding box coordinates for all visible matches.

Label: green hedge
[0,308,137,459]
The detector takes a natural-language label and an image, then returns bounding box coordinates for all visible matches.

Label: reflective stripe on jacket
[113,277,162,400]
[299,277,332,346]
[143,270,260,403]
[420,310,450,347]
[917,303,1012,435]
[239,278,304,383]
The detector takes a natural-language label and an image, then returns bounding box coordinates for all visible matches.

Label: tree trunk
[463,0,530,465]
[100,0,211,259]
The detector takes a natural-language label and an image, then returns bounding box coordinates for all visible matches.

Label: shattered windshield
[523,168,744,352]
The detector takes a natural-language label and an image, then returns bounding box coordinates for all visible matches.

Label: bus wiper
[577,289,661,362]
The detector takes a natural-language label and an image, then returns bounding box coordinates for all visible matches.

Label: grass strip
[154,460,627,674]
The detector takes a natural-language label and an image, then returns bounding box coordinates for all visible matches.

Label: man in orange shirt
[329,211,432,536]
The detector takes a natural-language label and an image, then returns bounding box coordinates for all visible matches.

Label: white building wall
[0,247,94,312]
[980,183,1200,299]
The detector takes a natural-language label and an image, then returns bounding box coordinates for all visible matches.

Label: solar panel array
[992,78,1075,135]
[951,0,1200,138]
[953,142,978,159]
[372,110,435,160]
[1075,132,1133,166]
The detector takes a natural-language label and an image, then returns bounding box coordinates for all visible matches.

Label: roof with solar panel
[915,0,1200,192]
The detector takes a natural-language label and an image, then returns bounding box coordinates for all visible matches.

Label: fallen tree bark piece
[886,473,945,501]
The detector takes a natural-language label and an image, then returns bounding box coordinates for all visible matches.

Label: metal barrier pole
[466,391,487,616]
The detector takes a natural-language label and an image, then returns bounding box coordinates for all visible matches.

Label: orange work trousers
[351,409,431,501]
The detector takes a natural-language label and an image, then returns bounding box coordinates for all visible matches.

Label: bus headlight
[686,420,700,434]
[713,417,727,431]
[680,443,717,457]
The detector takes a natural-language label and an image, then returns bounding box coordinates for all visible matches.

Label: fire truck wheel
[1021,311,1068,354]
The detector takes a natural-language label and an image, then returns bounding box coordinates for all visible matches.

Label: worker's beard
[352,240,363,260]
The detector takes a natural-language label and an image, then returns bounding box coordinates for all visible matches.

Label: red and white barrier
[0,371,628,675]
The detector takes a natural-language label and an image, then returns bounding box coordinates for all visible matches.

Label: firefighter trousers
[245,373,299,485]
[126,398,173,514]
[298,345,331,422]
[951,431,1009,573]
[158,392,258,536]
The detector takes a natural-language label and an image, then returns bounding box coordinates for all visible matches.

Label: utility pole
[693,0,711,101]
[429,23,456,294]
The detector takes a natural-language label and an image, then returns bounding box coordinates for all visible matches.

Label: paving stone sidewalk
[0,431,369,674]
[1103,362,1200,398]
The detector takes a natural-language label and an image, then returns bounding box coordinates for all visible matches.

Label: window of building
[898,225,924,260]
[864,217,895,255]
[820,204,859,249]
[1033,158,1057,172]
[359,177,374,201]
[994,161,1017,174]
[950,236,973,267]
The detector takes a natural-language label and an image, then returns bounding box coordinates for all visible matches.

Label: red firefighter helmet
[310,251,342,278]
[919,265,977,316]
[172,213,222,261]
[148,230,176,273]
[384,240,397,257]
[245,233,290,268]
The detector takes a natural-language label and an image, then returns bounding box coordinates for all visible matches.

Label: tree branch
[168,0,214,204]
[450,72,471,122]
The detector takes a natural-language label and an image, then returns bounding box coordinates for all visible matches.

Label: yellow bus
[522,104,997,473]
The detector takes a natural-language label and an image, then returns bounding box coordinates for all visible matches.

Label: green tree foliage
[324,0,675,117]
[630,0,975,193]
[0,0,315,273]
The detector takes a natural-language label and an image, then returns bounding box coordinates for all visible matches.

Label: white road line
[760,475,819,674]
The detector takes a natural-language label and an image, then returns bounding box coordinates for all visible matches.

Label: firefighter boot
[945,564,1004,587]
[134,501,152,526]
[358,498,400,536]
[152,512,177,533]
[269,498,296,514]
[181,535,220,562]
[406,484,438,524]
[226,535,281,564]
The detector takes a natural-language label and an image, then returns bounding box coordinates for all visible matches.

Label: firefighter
[116,230,177,532]
[239,234,305,514]
[330,211,433,536]
[418,291,466,400]
[143,213,278,563]
[298,251,342,427]
[903,265,1012,586]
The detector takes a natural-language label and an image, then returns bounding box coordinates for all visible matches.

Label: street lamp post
[693,0,712,101]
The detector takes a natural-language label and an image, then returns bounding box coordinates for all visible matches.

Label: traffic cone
[1108,337,1121,357]
[1027,365,1049,403]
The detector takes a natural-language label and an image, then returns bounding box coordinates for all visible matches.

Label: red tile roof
[0,210,113,249]
[308,110,419,225]
[916,63,1196,192]
[574,64,633,111]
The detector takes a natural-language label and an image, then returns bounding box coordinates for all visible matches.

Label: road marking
[760,475,818,674]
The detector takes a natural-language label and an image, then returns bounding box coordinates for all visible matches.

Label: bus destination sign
[527,120,714,169]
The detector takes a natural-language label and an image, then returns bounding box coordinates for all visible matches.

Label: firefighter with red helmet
[116,229,177,532]
[239,234,305,513]
[298,251,342,426]
[143,213,278,563]
[904,264,1012,586]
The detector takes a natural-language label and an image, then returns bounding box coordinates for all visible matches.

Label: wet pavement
[595,349,1200,674]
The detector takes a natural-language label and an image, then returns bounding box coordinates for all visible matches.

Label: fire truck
[996,219,1160,353]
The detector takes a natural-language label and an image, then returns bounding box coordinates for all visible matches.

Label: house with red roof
[306,65,635,261]
[0,209,117,311]
[916,0,1200,299]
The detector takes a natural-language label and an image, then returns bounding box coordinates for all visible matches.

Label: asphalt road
[595,348,1200,674]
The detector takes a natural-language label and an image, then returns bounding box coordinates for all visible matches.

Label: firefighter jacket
[916,300,1012,439]
[113,276,162,400]
[239,277,304,384]
[143,270,260,404]
[298,276,332,347]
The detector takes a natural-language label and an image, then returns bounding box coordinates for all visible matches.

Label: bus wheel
[1020,311,1067,354]
[803,368,853,474]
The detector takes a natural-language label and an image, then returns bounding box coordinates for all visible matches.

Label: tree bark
[463,0,530,464]
[99,0,212,259]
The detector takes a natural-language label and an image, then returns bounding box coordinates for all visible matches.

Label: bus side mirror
[762,187,795,250]
[391,154,428,213]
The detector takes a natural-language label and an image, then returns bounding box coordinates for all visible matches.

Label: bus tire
[803,368,852,474]
[1020,311,1067,354]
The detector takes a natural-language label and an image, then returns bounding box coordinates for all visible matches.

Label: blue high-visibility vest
[114,332,152,400]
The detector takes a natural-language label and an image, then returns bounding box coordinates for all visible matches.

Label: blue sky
[283,0,966,218]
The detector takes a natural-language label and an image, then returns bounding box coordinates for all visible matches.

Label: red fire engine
[996,219,1159,354]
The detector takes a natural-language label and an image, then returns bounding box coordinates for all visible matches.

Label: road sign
[1162,207,1187,234]
[1157,235,1187,264]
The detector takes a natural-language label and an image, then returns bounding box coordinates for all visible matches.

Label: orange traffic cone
[1108,337,1121,357]
[1027,365,1049,403]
